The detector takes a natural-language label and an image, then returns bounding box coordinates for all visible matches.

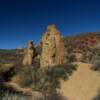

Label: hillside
[0,31,100,100]
[64,32,100,53]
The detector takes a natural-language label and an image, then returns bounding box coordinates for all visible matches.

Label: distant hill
[0,49,24,63]
[64,32,100,53]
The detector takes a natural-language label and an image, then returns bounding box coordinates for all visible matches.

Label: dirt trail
[60,62,100,100]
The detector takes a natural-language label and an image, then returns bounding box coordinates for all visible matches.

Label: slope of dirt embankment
[60,62,100,100]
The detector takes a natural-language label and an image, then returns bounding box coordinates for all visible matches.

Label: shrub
[92,60,100,100]
[31,63,77,92]
[92,95,100,100]
[0,90,31,100]
[0,62,76,100]
[38,91,67,100]
[92,91,100,100]
[0,89,67,100]
[67,54,77,63]
[91,61,100,72]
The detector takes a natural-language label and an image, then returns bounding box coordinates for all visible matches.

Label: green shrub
[0,89,67,100]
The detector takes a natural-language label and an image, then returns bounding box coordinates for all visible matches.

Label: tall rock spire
[22,40,36,66]
[40,25,67,68]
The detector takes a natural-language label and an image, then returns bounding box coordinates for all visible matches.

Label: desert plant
[92,95,100,100]
[0,90,67,100]
[31,63,77,93]
[0,90,31,100]
[92,60,100,100]
[0,58,76,99]
[91,61,100,72]
[67,54,77,63]
[37,91,67,100]
[92,90,100,100]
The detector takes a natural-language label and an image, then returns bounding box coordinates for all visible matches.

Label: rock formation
[40,25,67,68]
[22,40,36,66]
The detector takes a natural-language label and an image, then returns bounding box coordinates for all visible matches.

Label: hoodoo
[40,25,67,68]
[22,40,36,66]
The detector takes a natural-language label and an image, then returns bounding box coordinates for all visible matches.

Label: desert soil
[60,62,100,100]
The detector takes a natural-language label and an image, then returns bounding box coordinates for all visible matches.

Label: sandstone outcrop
[22,40,36,66]
[40,25,67,68]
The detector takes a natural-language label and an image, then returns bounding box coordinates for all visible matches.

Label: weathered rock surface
[22,40,36,66]
[40,25,67,68]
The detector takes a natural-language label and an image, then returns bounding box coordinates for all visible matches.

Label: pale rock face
[22,40,35,66]
[40,25,67,68]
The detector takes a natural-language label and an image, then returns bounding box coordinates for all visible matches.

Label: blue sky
[0,0,100,49]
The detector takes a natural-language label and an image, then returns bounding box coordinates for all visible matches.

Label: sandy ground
[60,62,100,100]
